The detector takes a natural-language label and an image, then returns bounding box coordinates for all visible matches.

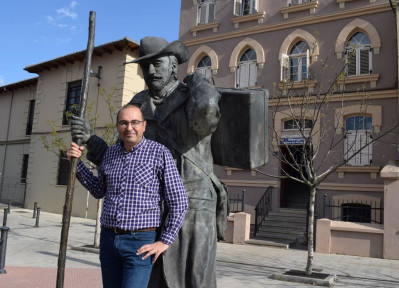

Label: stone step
[278,208,308,215]
[260,220,306,230]
[264,215,307,224]
[256,231,303,241]
[259,226,305,235]
[245,238,291,249]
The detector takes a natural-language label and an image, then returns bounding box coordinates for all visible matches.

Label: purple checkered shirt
[76,137,188,245]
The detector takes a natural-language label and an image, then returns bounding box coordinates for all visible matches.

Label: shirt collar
[118,137,146,154]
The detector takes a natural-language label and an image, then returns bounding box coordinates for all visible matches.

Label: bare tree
[41,86,121,248]
[257,42,398,275]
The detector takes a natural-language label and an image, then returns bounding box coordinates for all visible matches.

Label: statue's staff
[56,11,96,288]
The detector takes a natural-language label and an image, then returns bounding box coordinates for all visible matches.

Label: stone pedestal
[225,212,250,244]
[315,218,331,253]
[380,165,399,260]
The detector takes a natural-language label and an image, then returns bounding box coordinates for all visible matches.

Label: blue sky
[0,0,182,86]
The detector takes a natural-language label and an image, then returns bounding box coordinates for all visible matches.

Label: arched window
[196,56,212,78]
[344,115,372,166]
[345,32,372,77]
[281,41,310,82]
[198,0,215,25]
[236,49,257,88]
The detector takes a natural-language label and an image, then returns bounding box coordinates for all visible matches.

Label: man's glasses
[117,120,145,128]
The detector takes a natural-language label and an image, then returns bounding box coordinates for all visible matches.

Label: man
[71,36,227,288]
[67,104,188,288]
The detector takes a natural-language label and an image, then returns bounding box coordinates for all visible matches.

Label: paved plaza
[1,208,399,287]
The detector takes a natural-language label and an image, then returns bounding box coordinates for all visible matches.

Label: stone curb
[271,271,337,287]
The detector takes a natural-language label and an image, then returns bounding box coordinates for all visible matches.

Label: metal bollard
[32,202,38,218]
[7,200,10,214]
[241,189,246,212]
[2,209,7,226]
[0,226,9,274]
[35,208,41,227]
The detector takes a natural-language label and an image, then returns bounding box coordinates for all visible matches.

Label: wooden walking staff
[56,11,96,288]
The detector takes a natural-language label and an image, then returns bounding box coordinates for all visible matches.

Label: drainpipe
[396,2,399,160]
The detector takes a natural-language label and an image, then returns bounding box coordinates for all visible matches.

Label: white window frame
[236,49,257,88]
[198,0,216,25]
[280,49,309,82]
[196,56,212,79]
[344,116,373,166]
[288,0,311,5]
[236,61,257,88]
[346,46,372,77]
[234,0,259,16]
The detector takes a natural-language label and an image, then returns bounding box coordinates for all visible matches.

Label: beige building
[178,0,399,257]
[0,78,38,206]
[0,37,145,218]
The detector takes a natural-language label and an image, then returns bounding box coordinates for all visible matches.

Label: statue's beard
[146,71,176,93]
[147,77,169,92]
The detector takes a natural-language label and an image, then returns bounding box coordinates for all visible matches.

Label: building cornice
[183,3,391,47]
[268,89,398,107]
[0,139,31,145]
[24,37,139,74]
[0,77,38,94]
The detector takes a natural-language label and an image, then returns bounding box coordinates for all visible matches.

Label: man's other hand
[70,115,94,144]
[137,241,170,263]
[66,142,84,161]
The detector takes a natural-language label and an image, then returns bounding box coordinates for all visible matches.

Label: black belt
[105,226,157,234]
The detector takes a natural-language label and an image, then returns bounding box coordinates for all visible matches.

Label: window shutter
[199,4,207,24]
[280,53,289,82]
[346,49,357,76]
[208,2,215,22]
[252,0,259,13]
[369,49,372,74]
[304,49,310,80]
[345,132,372,166]
[345,133,357,165]
[234,0,242,16]
[358,132,372,165]
[360,48,370,75]
[249,61,257,87]
[237,62,249,88]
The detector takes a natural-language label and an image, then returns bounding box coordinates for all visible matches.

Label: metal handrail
[254,186,273,235]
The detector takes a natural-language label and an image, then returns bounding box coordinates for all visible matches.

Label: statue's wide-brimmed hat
[126,36,189,65]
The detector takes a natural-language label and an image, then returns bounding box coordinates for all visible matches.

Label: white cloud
[57,1,78,20]
[0,76,4,86]
[46,15,55,25]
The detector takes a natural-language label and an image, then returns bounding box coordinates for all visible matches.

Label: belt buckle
[112,227,126,234]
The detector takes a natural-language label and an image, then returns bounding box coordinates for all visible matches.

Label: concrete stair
[255,208,307,244]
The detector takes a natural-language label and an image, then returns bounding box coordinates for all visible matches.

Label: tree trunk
[305,187,316,275]
[93,198,103,248]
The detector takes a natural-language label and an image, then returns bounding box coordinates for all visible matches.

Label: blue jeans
[100,227,156,288]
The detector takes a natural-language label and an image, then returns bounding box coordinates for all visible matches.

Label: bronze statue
[71,36,227,288]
